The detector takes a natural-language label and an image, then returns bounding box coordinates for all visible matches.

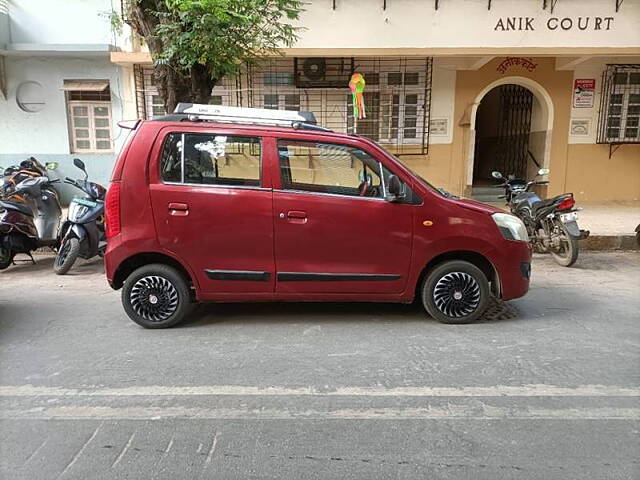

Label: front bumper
[493,240,532,301]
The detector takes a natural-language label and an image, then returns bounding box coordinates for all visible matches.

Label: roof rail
[169,103,331,131]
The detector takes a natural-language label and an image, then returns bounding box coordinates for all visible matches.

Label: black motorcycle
[492,169,589,267]
[54,158,107,275]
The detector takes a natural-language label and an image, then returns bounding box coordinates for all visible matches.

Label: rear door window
[160,133,261,187]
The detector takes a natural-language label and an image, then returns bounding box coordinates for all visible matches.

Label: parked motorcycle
[492,168,590,267]
[54,158,107,275]
[0,159,62,269]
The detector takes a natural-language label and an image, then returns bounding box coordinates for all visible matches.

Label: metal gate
[496,84,533,178]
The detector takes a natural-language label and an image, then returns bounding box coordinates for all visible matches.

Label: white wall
[429,59,456,145]
[8,0,112,45]
[0,56,124,153]
[293,0,640,49]
[0,55,125,198]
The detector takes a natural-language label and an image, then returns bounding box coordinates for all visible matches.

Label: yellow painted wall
[394,145,455,193]
[451,57,574,197]
[565,144,640,201]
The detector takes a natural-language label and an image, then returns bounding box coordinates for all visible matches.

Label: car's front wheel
[421,260,490,324]
[122,264,194,329]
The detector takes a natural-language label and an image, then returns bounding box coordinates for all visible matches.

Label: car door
[149,129,275,294]
[272,137,413,295]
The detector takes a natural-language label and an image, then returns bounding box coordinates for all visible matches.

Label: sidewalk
[488,200,640,251]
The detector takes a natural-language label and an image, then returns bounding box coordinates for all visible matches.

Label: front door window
[277,140,386,199]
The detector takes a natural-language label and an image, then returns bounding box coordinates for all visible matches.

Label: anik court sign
[494,16,614,32]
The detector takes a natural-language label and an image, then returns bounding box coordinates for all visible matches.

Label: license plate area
[74,198,97,208]
[560,212,577,223]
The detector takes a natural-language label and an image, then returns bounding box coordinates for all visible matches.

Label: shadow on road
[0,254,104,276]
[182,295,520,328]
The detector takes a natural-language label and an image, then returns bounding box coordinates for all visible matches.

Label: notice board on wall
[573,79,596,108]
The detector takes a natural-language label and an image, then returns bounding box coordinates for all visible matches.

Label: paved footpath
[0,252,639,479]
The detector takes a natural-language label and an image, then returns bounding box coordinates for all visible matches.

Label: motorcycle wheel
[0,246,14,270]
[54,237,80,275]
[550,220,579,267]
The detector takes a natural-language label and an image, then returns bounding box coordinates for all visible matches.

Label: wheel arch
[414,250,500,299]
[112,251,197,294]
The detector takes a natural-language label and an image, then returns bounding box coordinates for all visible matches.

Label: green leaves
[123,0,302,109]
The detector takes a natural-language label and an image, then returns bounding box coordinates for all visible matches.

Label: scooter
[492,168,589,267]
[0,159,63,269]
[54,158,107,275]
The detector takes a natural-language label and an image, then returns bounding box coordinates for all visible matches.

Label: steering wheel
[358,181,371,197]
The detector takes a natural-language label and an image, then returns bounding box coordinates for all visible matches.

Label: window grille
[136,57,433,155]
[597,64,640,145]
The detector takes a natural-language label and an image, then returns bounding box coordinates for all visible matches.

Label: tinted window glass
[278,140,384,198]
[160,133,261,186]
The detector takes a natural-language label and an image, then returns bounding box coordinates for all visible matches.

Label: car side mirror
[491,171,503,179]
[386,175,403,202]
[537,168,550,176]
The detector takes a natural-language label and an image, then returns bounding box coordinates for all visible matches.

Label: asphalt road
[1,252,639,479]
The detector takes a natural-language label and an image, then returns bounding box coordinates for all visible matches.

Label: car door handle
[287,210,307,219]
[280,210,307,224]
[168,202,189,216]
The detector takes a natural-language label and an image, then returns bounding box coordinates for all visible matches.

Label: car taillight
[558,195,575,211]
[105,182,121,238]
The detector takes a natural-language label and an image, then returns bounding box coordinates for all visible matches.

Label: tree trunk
[191,63,216,105]
[125,1,218,114]
[154,65,191,114]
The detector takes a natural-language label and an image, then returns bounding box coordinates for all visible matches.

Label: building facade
[2,0,639,202]
[0,0,130,201]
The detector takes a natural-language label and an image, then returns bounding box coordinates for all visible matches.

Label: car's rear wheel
[122,264,194,329]
[421,260,490,324]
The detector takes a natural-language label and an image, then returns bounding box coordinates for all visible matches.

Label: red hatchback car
[105,104,531,328]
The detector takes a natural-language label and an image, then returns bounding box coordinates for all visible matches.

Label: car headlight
[491,213,529,242]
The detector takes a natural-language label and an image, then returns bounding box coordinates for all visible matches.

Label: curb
[580,235,639,251]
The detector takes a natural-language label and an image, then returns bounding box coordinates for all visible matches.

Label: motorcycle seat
[0,199,34,217]
[532,195,565,212]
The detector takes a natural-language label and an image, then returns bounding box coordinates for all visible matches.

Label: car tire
[122,263,194,329]
[421,260,490,324]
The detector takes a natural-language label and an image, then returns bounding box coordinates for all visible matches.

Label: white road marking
[23,439,47,466]
[57,421,103,478]
[2,406,638,421]
[1,384,638,398]
[111,432,135,468]
[163,436,174,455]
[201,432,220,476]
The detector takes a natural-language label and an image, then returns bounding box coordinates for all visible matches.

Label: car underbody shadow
[180,295,521,328]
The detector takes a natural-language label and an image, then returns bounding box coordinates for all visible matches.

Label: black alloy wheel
[421,260,490,324]
[122,264,194,328]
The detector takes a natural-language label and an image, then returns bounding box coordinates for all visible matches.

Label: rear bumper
[493,240,532,301]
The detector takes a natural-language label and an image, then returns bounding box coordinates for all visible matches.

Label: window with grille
[135,58,433,154]
[597,65,640,144]
[65,83,113,153]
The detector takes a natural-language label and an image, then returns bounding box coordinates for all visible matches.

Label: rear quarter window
[159,133,261,187]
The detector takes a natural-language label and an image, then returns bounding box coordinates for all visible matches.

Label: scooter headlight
[492,213,529,242]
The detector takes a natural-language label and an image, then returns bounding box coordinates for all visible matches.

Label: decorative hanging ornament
[349,73,366,120]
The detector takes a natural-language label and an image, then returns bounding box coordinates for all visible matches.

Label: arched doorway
[467,77,553,200]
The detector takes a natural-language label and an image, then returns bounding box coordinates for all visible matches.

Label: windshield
[377,144,452,197]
